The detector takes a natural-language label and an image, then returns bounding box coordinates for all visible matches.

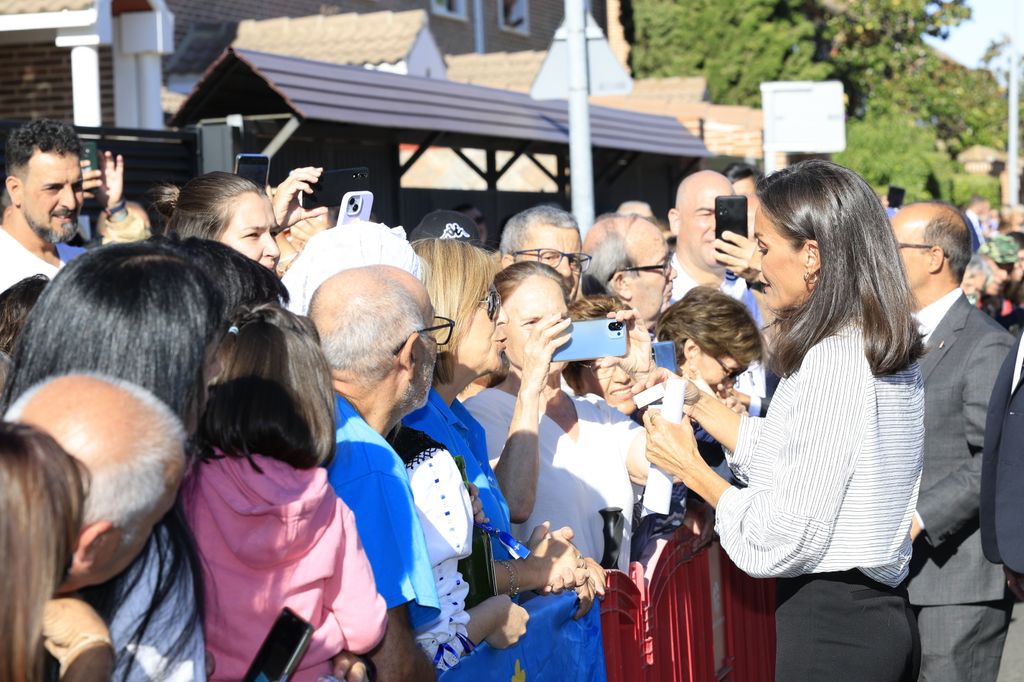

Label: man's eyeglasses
[392,316,455,354]
[480,287,501,321]
[714,356,745,381]
[612,259,672,281]
[897,243,934,250]
[512,249,592,273]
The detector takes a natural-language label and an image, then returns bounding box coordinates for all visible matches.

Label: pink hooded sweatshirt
[185,453,387,681]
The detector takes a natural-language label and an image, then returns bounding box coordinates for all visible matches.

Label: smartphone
[235,154,270,188]
[887,185,906,210]
[651,340,678,373]
[81,141,99,171]
[551,319,627,363]
[338,190,374,226]
[715,195,748,242]
[242,608,314,682]
[300,167,370,210]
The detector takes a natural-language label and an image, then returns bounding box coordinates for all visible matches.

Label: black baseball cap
[408,209,480,242]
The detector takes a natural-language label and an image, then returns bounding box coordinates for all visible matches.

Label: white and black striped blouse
[715,326,924,588]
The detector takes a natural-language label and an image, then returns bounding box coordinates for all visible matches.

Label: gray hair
[581,231,631,297]
[964,254,993,280]
[312,276,425,385]
[499,205,579,255]
[6,373,185,545]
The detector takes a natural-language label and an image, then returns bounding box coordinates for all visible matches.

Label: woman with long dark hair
[1,240,225,681]
[643,160,925,680]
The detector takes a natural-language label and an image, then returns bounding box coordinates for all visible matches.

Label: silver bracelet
[499,559,520,597]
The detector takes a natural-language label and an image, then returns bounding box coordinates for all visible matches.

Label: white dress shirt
[715,326,924,587]
[915,288,964,345]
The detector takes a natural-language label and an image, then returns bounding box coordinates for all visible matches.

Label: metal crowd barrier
[601,527,776,681]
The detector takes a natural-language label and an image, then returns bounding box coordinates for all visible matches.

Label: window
[498,0,529,35]
[432,0,467,20]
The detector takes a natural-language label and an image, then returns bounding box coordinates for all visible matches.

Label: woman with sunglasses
[643,160,925,681]
[404,239,601,617]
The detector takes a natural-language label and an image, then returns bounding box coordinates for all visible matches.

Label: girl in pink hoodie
[185,304,387,681]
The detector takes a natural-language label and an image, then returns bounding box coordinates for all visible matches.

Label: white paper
[641,378,687,516]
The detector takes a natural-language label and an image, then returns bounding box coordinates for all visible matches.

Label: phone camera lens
[609,321,624,331]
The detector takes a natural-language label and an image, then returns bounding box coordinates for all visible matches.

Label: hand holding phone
[235,154,270,188]
[299,167,370,211]
[551,319,627,363]
[714,195,748,241]
[338,191,374,226]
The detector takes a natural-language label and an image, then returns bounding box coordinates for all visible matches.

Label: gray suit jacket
[908,294,1014,605]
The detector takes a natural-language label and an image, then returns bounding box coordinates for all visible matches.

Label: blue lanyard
[476,521,531,559]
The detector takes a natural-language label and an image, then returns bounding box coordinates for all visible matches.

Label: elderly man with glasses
[580,212,677,329]
[499,205,590,299]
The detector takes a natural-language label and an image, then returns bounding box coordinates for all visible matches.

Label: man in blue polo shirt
[310,264,443,681]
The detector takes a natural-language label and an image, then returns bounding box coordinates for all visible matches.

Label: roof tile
[0,0,93,14]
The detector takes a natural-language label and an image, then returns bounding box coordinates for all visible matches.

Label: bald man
[893,202,1014,682]
[582,212,676,328]
[668,170,768,415]
[309,265,438,682]
[6,373,185,592]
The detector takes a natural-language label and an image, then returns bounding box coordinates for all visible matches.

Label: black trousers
[775,570,921,681]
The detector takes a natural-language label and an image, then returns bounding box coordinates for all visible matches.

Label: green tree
[630,0,830,107]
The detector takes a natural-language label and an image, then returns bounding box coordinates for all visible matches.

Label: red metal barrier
[600,569,646,681]
[600,533,777,682]
[646,528,716,682]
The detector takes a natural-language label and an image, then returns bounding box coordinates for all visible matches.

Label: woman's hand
[715,232,761,282]
[483,596,530,649]
[594,309,652,380]
[520,314,572,392]
[467,482,488,524]
[573,557,606,620]
[642,408,703,481]
[523,522,587,593]
[42,597,113,679]
[273,167,329,229]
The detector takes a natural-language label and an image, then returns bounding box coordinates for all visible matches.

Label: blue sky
[922,0,1020,70]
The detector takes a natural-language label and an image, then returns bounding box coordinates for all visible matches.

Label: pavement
[999,601,1024,682]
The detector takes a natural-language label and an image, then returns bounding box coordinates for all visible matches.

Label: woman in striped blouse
[643,159,925,681]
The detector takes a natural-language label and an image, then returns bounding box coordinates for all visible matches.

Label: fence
[601,528,776,682]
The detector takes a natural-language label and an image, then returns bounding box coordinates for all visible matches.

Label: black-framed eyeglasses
[714,356,745,381]
[897,242,934,250]
[512,248,593,273]
[480,287,501,321]
[392,315,455,354]
[612,259,672,281]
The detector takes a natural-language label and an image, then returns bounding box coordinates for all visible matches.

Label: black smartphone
[715,195,748,241]
[235,154,270,188]
[81,141,99,171]
[887,185,906,210]
[300,167,370,210]
[242,607,314,682]
[651,340,678,373]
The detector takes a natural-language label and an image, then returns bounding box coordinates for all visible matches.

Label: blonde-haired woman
[404,238,601,616]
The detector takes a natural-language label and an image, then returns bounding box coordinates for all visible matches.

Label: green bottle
[453,456,497,610]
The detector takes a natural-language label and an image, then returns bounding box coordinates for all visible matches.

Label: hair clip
[227,325,240,335]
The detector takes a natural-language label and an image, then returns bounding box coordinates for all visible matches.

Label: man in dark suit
[894,201,1014,682]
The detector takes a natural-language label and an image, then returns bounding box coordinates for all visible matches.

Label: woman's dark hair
[723,161,762,185]
[200,304,336,470]
[0,275,48,356]
[153,171,263,241]
[175,237,289,312]
[0,241,224,680]
[0,422,85,682]
[757,159,923,377]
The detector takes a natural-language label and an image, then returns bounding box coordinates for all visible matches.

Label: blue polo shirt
[404,388,514,559]
[328,395,440,629]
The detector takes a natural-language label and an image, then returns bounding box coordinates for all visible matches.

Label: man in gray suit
[894,201,1015,681]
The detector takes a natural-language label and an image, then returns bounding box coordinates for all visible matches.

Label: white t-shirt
[464,388,638,572]
[0,227,83,293]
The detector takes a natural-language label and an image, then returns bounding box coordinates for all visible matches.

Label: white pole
[1010,5,1020,210]
[70,45,102,127]
[566,0,595,236]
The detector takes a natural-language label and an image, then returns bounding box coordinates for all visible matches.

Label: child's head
[200,304,336,469]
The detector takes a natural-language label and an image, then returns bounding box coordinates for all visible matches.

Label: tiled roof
[160,86,187,116]
[628,77,708,102]
[232,9,427,67]
[164,21,238,76]
[0,0,92,13]
[445,50,547,92]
